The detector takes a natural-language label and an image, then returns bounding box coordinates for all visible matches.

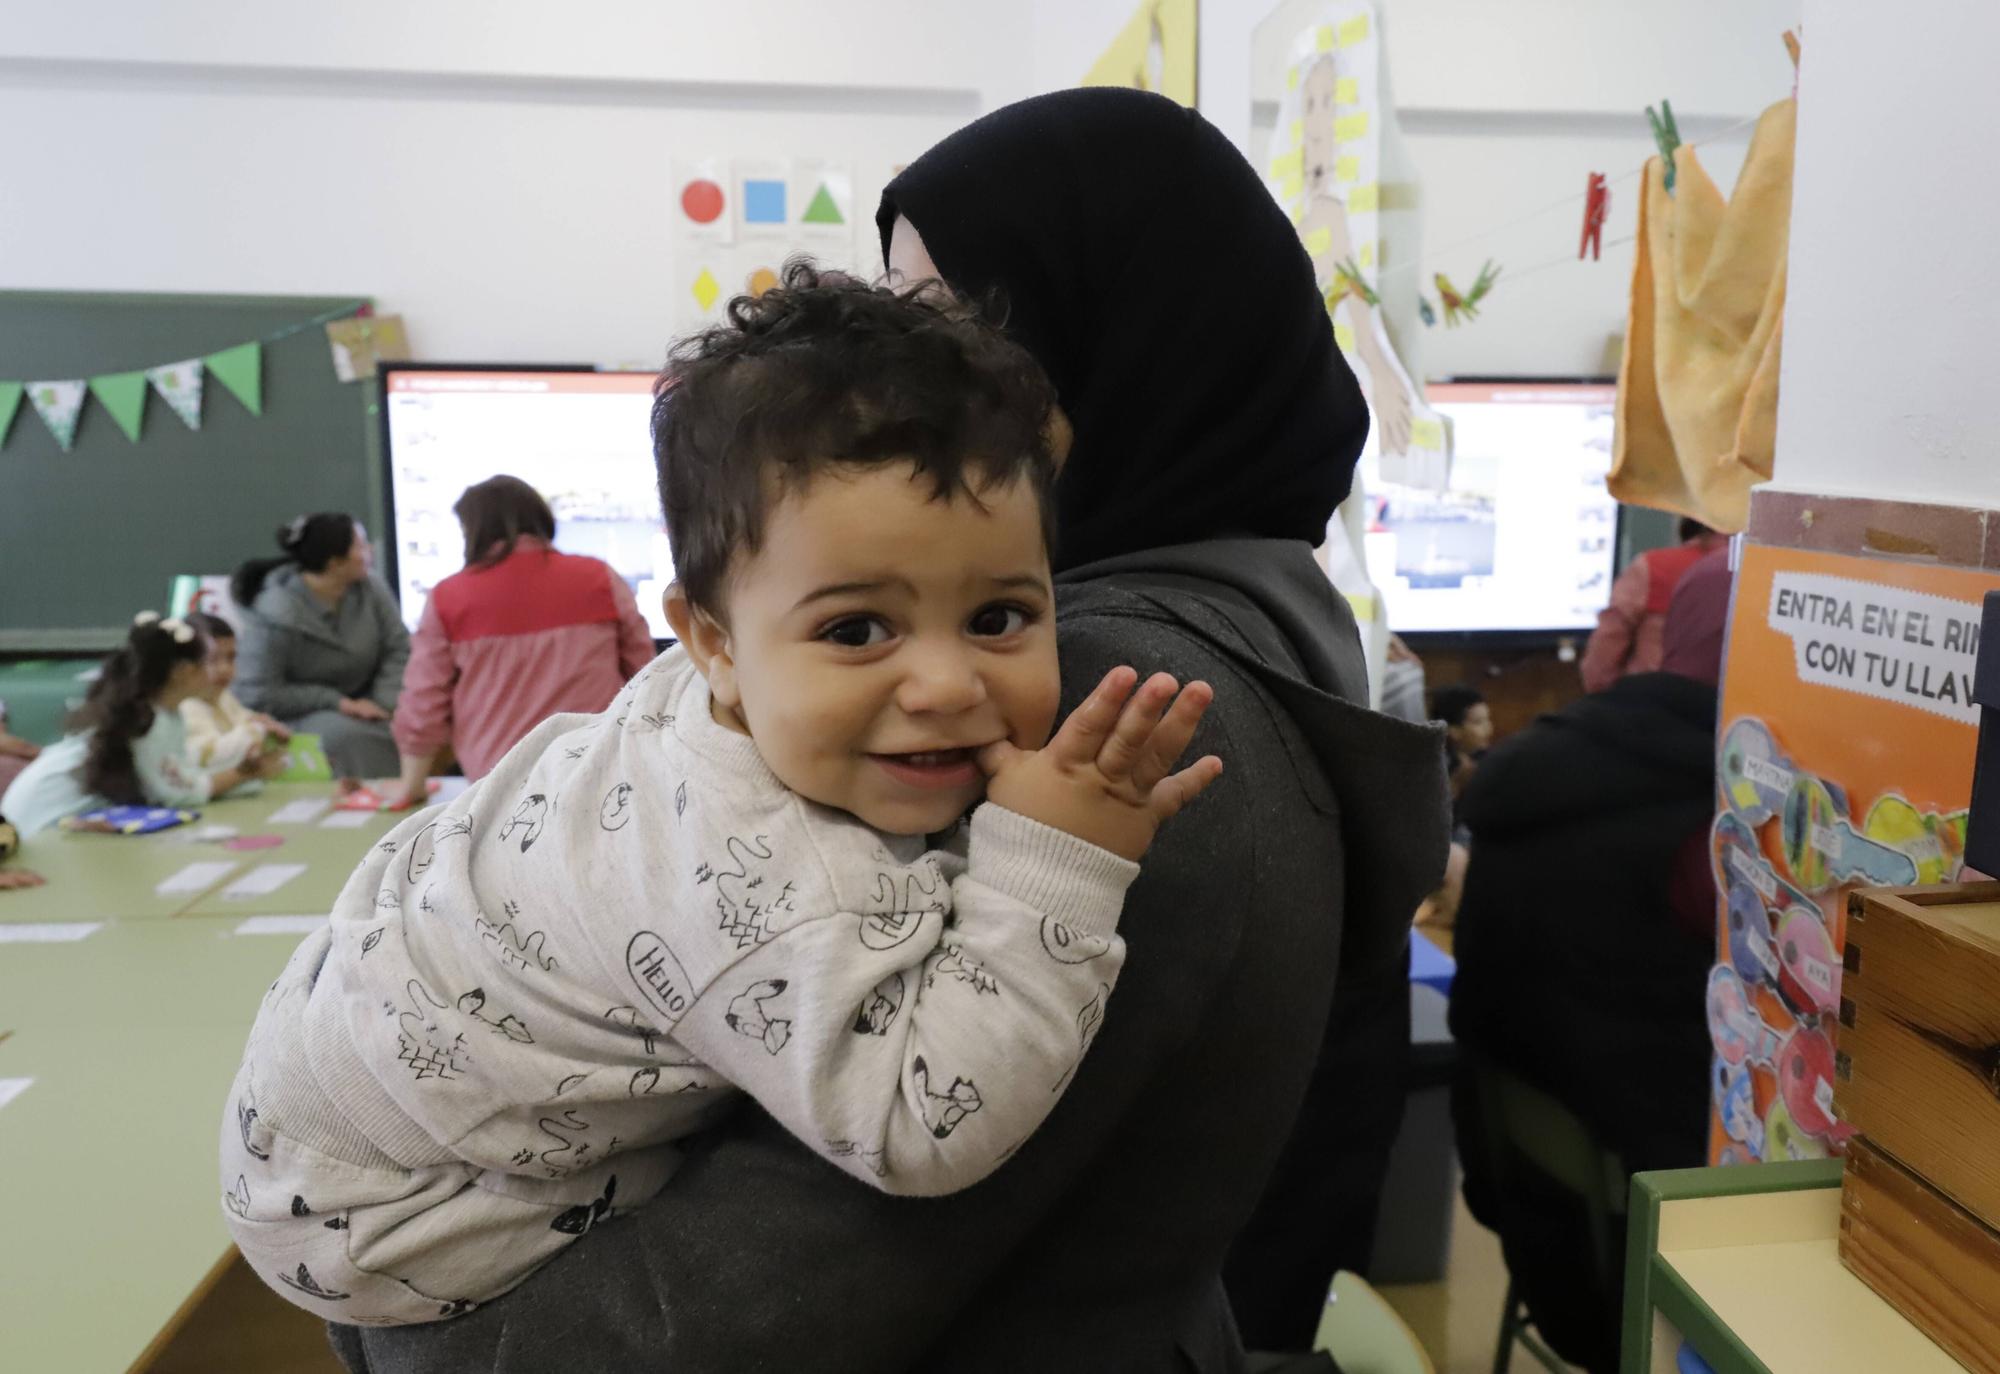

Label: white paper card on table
[0,1078,32,1111]
[319,809,376,829]
[269,798,332,825]
[234,914,328,936]
[221,863,309,901]
[156,859,239,896]
[0,922,103,943]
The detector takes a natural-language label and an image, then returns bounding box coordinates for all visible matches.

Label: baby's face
[205,637,237,697]
[703,463,1059,836]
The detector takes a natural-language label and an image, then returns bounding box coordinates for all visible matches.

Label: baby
[180,611,292,771]
[222,268,1221,1324]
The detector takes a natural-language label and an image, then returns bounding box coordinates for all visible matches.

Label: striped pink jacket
[393,539,656,780]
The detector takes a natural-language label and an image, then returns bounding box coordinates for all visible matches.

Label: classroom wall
[1032,0,1801,381]
[0,1,1014,365]
[1770,0,2000,509]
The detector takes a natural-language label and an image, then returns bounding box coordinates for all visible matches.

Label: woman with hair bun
[231,512,409,777]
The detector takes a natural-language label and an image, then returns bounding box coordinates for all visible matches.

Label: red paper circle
[681,179,725,225]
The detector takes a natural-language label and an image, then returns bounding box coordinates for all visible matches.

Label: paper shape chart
[692,269,721,312]
[682,179,726,226]
[742,179,787,225]
[802,184,844,225]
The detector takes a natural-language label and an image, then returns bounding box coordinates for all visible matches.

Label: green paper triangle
[88,370,149,443]
[205,341,263,417]
[802,183,845,225]
[0,382,21,447]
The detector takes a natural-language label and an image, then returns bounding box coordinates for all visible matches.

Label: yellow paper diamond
[692,269,720,312]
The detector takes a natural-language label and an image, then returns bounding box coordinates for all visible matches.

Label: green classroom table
[3,783,405,924]
[0,917,314,1371]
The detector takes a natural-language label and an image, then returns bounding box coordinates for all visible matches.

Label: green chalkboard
[0,291,383,651]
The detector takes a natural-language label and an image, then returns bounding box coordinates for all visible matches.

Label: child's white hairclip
[283,515,309,548]
[132,610,162,627]
[161,617,195,644]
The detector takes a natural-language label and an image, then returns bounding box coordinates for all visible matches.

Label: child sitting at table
[180,612,292,771]
[0,613,284,834]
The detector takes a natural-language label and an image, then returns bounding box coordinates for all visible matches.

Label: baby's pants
[219,933,677,1325]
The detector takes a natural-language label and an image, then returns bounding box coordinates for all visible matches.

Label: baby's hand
[978,667,1223,863]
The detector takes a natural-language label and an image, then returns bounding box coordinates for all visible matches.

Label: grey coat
[331,538,1449,1374]
[235,565,410,776]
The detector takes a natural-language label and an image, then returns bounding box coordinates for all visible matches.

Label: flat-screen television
[1360,379,1620,640]
[380,365,671,636]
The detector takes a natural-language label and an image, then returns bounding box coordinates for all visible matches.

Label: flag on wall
[88,370,149,443]
[204,342,262,417]
[26,380,86,451]
[0,381,21,446]
[147,360,204,430]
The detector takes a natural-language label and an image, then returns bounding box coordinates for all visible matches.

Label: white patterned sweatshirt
[260,649,1134,1200]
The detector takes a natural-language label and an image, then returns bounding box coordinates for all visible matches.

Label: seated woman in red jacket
[386,475,656,803]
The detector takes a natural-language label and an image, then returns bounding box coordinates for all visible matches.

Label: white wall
[1031,0,1799,380]
[4,0,1805,382]
[0,1,1016,364]
[1770,0,2000,508]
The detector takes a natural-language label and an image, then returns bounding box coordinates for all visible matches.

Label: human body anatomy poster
[1707,542,1997,1165]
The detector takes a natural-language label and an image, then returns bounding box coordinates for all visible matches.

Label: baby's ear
[664,585,741,710]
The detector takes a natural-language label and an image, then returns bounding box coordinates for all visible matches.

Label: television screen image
[1359,381,1620,637]
[381,368,672,636]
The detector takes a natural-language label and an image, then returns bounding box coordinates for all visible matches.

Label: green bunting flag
[146,359,204,431]
[88,370,149,443]
[27,380,86,451]
[0,381,21,447]
[204,341,263,417]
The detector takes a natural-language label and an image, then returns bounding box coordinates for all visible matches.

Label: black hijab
[879,87,1370,573]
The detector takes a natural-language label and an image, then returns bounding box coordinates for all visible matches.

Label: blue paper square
[742,179,787,225]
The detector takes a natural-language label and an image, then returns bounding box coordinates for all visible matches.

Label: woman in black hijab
[332,90,1446,1374]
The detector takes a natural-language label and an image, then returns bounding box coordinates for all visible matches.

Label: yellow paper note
[1289,203,1304,226]
[1345,590,1379,623]
[1269,147,1304,181]
[1287,65,1301,91]
[1288,118,1303,149]
[1340,14,1371,45]
[1303,226,1333,258]
[1333,322,1358,352]
[1315,24,1336,52]
[1335,155,1360,183]
[1359,243,1375,267]
[1280,173,1304,203]
[1411,418,1445,450]
[1335,76,1359,104]
[1348,183,1381,213]
[1334,113,1369,142]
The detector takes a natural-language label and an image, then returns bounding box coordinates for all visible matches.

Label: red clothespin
[1580,172,1609,260]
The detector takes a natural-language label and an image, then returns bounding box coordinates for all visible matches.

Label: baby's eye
[968,604,1035,638]
[820,616,891,649]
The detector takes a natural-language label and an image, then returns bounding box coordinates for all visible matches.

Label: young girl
[181,612,292,771]
[0,613,283,834]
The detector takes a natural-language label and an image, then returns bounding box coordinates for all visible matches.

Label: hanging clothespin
[1646,99,1681,194]
[1579,172,1610,260]
[1417,296,1437,328]
[1783,29,1801,97]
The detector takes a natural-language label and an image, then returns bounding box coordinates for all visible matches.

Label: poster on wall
[735,160,794,242]
[792,160,854,242]
[1265,2,1446,488]
[673,159,735,244]
[1081,0,1198,106]
[1707,542,1999,1166]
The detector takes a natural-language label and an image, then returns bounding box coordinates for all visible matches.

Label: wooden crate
[1839,1138,2000,1374]
[1836,882,2000,1230]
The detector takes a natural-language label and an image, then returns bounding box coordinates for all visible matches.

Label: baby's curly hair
[653,260,1058,616]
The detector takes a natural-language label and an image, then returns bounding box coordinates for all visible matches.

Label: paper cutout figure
[146,360,204,431]
[26,379,86,451]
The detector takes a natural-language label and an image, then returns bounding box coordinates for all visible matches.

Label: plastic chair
[1463,1049,1628,1374]
[1310,1270,1436,1374]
